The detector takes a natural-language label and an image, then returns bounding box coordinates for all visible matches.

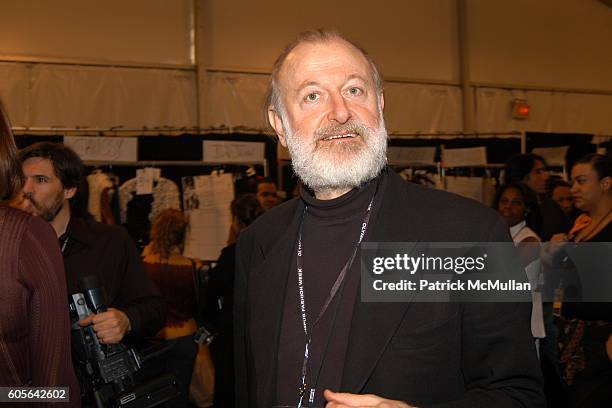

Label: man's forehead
[279,39,372,88]
[23,157,55,174]
[258,182,277,191]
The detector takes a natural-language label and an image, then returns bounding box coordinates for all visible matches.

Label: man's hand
[324,390,414,408]
[79,308,131,344]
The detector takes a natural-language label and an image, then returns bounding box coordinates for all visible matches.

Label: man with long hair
[18,142,165,345]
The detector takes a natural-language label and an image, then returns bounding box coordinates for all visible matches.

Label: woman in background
[547,153,612,408]
[495,183,568,405]
[0,102,80,405]
[142,208,200,407]
[208,194,263,407]
[494,183,545,342]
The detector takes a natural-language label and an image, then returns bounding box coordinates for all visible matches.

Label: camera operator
[17,142,166,346]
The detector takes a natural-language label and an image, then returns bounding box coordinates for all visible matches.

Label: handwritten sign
[135,168,161,195]
[387,146,437,166]
[182,173,234,260]
[64,136,137,162]
[202,141,265,164]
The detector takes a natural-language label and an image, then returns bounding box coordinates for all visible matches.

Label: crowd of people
[495,152,612,407]
[1,29,611,408]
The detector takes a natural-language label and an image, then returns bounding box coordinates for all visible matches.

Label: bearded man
[234,30,544,408]
[18,142,165,347]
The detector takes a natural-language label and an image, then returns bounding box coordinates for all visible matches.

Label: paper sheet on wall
[64,136,137,162]
[182,173,234,261]
[135,168,161,195]
[442,147,487,167]
[445,176,484,203]
[387,146,437,166]
[202,141,265,164]
[136,169,154,195]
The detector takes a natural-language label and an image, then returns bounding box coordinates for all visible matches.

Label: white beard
[282,110,388,193]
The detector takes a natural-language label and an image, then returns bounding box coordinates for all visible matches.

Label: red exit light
[512,99,530,119]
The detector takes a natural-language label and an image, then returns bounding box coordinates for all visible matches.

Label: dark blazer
[62,216,166,339]
[235,169,544,408]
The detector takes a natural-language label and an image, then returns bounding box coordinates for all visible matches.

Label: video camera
[69,276,179,408]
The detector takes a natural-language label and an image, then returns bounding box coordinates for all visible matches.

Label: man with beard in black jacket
[235,29,544,408]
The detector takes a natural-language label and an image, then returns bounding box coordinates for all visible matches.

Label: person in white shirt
[494,183,545,346]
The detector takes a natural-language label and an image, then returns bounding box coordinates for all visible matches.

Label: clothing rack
[14,127,523,138]
[12,125,268,136]
[84,160,269,176]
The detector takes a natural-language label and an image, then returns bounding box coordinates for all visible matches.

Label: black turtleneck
[275,170,386,407]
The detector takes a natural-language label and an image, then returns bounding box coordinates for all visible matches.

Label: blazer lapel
[249,200,304,407]
[341,171,425,393]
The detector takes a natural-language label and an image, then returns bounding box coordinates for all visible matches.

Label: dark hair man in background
[18,142,165,345]
[504,153,570,241]
[234,29,543,408]
[504,153,550,196]
[547,177,576,221]
[256,177,280,211]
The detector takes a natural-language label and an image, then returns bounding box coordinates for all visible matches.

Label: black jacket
[61,216,166,339]
[235,169,544,408]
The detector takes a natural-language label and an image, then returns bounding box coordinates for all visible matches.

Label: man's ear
[64,187,77,200]
[268,108,287,147]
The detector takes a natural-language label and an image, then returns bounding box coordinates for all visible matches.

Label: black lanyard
[295,185,377,408]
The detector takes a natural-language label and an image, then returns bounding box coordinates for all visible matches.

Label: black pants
[164,335,198,407]
[210,330,235,407]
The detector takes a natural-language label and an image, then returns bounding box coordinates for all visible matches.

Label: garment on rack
[118,177,181,224]
[87,170,114,222]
